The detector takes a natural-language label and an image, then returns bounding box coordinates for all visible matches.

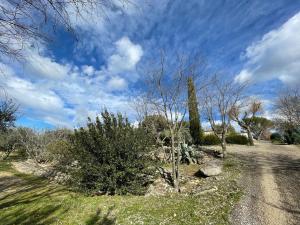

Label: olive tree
[229,99,262,145]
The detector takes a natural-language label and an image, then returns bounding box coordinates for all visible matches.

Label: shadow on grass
[0,204,69,225]
[0,160,71,225]
[85,206,116,225]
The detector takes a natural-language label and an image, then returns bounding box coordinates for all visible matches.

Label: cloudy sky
[1,0,300,129]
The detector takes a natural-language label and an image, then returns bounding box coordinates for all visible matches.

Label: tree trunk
[175,145,180,192]
[257,130,263,141]
[247,127,254,146]
[221,134,227,158]
[175,134,181,192]
[170,129,177,189]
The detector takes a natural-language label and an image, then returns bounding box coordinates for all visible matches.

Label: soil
[229,141,300,225]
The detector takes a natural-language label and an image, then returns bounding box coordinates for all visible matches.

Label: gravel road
[229,141,300,225]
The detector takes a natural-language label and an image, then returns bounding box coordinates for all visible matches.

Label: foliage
[213,124,236,135]
[202,134,221,145]
[243,117,273,140]
[225,134,248,145]
[270,132,283,143]
[229,100,262,146]
[0,129,23,159]
[70,110,155,195]
[188,77,203,145]
[270,129,300,145]
[0,98,18,132]
[141,114,169,145]
[283,128,300,145]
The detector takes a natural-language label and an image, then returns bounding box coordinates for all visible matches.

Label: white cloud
[107,76,128,90]
[235,12,300,86]
[6,77,64,111]
[82,65,95,76]
[0,33,143,127]
[24,48,70,80]
[107,36,143,74]
[234,69,252,83]
[0,63,74,127]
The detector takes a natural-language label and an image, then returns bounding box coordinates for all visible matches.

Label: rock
[145,178,175,196]
[199,159,223,177]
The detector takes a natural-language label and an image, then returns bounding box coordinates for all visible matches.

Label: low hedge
[202,134,220,145]
[226,134,248,145]
[202,133,249,145]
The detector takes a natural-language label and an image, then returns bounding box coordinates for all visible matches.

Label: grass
[0,155,242,225]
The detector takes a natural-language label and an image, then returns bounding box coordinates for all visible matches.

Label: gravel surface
[229,141,300,225]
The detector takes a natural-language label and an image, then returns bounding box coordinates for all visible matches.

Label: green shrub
[225,134,248,145]
[283,129,300,144]
[0,129,25,159]
[202,134,220,145]
[292,129,300,144]
[46,139,73,162]
[70,110,155,195]
[270,132,283,143]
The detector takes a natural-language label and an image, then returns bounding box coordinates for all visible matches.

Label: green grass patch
[0,156,242,225]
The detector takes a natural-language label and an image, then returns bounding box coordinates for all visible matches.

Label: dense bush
[70,110,155,195]
[202,134,220,145]
[0,129,23,159]
[270,132,283,143]
[226,134,248,145]
[291,129,300,144]
[283,129,300,144]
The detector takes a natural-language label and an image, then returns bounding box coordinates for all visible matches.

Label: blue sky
[1,0,300,129]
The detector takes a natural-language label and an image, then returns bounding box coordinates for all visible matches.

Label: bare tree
[141,52,201,191]
[275,88,300,129]
[201,75,246,157]
[0,0,129,59]
[17,127,71,163]
[229,99,262,145]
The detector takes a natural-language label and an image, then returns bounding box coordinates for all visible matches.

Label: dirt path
[229,141,300,225]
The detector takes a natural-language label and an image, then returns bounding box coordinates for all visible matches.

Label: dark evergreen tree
[187,77,203,144]
[0,98,17,132]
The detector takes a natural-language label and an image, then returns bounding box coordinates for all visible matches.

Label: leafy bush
[46,139,73,162]
[292,129,300,144]
[226,134,248,145]
[70,110,155,195]
[0,129,23,159]
[202,134,220,145]
[283,129,300,144]
[270,132,283,143]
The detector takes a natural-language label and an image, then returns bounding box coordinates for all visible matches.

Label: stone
[145,178,175,196]
[199,159,223,177]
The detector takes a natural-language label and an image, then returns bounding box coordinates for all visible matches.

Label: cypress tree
[188,77,203,145]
